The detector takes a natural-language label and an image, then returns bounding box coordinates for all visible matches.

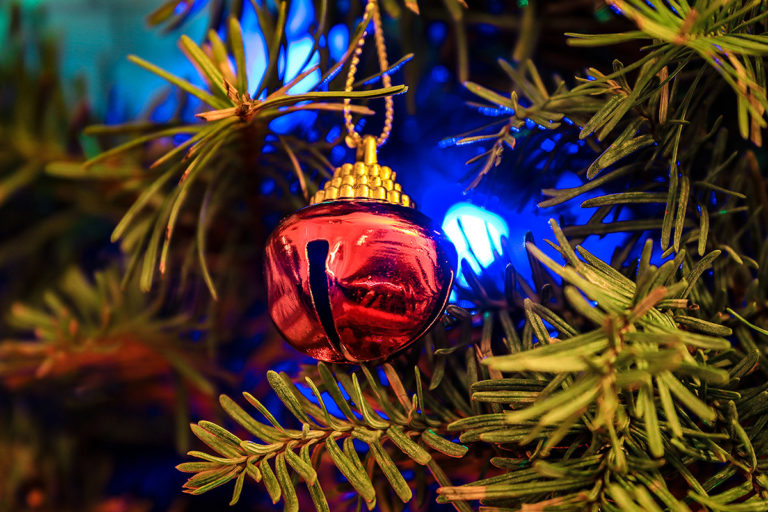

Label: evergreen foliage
[178,363,469,510]
[175,1,768,509]
[82,10,404,296]
[3,0,768,511]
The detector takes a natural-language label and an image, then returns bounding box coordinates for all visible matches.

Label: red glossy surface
[264,200,457,363]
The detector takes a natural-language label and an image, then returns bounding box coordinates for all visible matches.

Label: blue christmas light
[243,28,268,95]
[281,35,320,94]
[442,202,510,282]
[286,0,314,40]
[269,33,321,133]
[428,21,448,43]
[328,24,349,62]
[431,65,450,83]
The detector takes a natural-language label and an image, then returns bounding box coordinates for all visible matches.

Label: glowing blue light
[330,145,346,163]
[286,0,314,40]
[270,35,321,134]
[260,178,276,195]
[326,125,341,143]
[478,23,498,35]
[442,203,510,282]
[149,92,179,122]
[428,22,448,43]
[295,383,346,420]
[431,65,450,83]
[377,367,389,386]
[328,24,349,62]
[333,0,349,13]
[282,36,321,94]
[243,29,268,95]
[540,138,555,152]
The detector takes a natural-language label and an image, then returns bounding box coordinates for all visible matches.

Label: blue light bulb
[442,202,510,285]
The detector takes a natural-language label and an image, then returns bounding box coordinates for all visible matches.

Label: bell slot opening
[307,240,343,354]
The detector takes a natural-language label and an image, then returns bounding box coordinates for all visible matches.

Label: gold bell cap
[310,136,415,208]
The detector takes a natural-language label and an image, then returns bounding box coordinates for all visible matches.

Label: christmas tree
[3,0,768,510]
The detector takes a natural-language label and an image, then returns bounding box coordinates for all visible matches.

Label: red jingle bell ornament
[264,136,457,363]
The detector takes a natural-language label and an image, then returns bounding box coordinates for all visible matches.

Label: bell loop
[362,136,378,166]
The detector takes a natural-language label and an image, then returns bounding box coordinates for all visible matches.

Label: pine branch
[0,266,214,395]
[178,363,470,510]
[438,220,768,511]
[445,2,768,291]
[179,210,768,510]
[568,0,768,145]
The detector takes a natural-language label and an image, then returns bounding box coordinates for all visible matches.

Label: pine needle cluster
[3,0,768,511]
[178,1,768,510]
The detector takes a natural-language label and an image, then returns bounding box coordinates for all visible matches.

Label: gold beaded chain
[343,0,393,149]
[310,0,414,208]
